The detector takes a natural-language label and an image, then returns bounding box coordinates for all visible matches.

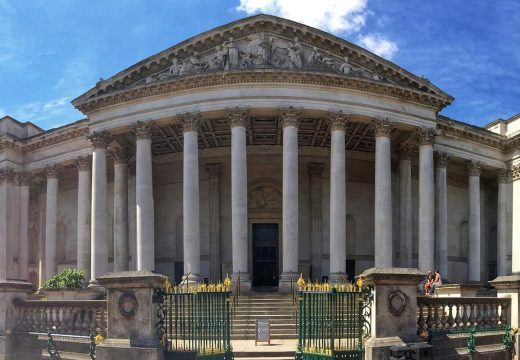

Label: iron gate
[154,282,233,360]
[295,282,372,360]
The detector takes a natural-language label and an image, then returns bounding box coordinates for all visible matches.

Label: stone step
[42,349,92,360]
[430,332,503,351]
[433,343,511,360]
[234,351,295,358]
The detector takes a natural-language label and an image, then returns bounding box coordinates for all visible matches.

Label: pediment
[72,14,453,113]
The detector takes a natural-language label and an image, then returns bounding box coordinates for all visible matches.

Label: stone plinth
[359,267,425,360]
[95,271,167,360]
[489,275,520,328]
[42,288,105,300]
[434,283,481,297]
[0,280,34,360]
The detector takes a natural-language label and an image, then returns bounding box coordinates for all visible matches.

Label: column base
[328,272,349,284]
[231,272,251,294]
[278,272,299,293]
[181,273,201,284]
[96,338,164,360]
[88,279,105,289]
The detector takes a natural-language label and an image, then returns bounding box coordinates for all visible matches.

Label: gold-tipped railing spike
[223,273,231,291]
[297,273,305,289]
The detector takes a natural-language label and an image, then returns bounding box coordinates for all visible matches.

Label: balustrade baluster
[426,303,434,330]
[489,302,497,325]
[454,303,462,327]
[433,303,440,330]
[73,307,82,334]
[499,301,509,325]
[417,304,426,333]
[447,303,455,329]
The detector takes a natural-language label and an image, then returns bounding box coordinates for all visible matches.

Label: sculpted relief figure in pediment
[139,32,387,87]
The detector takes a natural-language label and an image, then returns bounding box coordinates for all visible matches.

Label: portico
[0,14,517,293]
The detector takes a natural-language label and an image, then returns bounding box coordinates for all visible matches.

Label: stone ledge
[0,280,34,293]
[97,271,167,289]
[489,275,520,290]
[360,267,426,286]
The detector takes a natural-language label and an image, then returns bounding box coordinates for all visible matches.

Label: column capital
[75,156,91,172]
[17,171,31,186]
[497,168,509,183]
[178,111,202,133]
[112,147,129,165]
[86,130,110,150]
[308,162,325,178]
[205,163,223,178]
[416,127,437,146]
[373,117,395,138]
[434,152,449,168]
[0,167,15,184]
[44,164,59,179]
[399,144,414,161]
[511,164,520,181]
[131,120,154,140]
[279,106,301,128]
[466,160,481,177]
[328,110,350,132]
[225,107,250,128]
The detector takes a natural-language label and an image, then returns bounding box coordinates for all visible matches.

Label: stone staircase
[231,292,297,341]
[430,331,512,360]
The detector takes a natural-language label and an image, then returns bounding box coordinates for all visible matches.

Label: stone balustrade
[417,296,511,334]
[12,299,107,336]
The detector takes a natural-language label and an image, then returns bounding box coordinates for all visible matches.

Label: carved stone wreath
[118,292,138,318]
[387,290,409,317]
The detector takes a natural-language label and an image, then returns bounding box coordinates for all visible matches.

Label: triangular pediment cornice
[72,14,453,114]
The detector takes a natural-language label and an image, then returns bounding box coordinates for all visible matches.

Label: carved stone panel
[248,186,282,210]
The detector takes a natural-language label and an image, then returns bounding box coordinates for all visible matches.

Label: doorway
[252,223,279,287]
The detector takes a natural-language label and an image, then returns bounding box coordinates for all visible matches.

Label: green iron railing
[154,282,233,360]
[295,283,372,360]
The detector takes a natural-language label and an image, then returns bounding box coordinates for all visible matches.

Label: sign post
[255,319,270,346]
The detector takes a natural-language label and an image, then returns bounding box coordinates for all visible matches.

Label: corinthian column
[179,112,202,283]
[512,165,520,274]
[467,160,481,282]
[435,152,448,279]
[18,172,30,281]
[87,131,109,286]
[374,117,394,268]
[205,163,222,282]
[113,148,129,271]
[399,145,413,268]
[497,168,508,276]
[279,106,300,290]
[0,168,15,280]
[329,111,349,282]
[76,156,91,281]
[417,127,436,273]
[44,165,59,280]
[132,121,155,271]
[226,107,251,291]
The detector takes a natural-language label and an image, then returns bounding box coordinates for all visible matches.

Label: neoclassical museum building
[1,15,518,291]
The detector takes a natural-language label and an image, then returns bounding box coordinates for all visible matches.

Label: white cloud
[236,0,368,34]
[11,96,71,124]
[358,33,398,59]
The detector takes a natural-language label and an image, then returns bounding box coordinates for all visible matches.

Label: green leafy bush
[42,268,85,289]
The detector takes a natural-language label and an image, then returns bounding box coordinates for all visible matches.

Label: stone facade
[0,14,518,290]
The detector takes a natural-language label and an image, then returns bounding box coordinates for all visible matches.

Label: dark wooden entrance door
[252,223,279,287]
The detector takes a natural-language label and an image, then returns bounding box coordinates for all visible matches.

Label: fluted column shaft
[309,163,325,280]
[497,169,508,276]
[417,128,436,273]
[0,168,15,280]
[181,113,201,282]
[435,153,448,279]
[226,108,251,289]
[88,132,109,285]
[113,149,129,271]
[19,172,30,281]
[76,157,91,281]
[206,163,222,282]
[468,161,481,282]
[45,166,58,280]
[374,118,393,268]
[399,147,413,267]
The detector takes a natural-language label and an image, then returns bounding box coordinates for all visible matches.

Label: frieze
[178,112,202,133]
[279,106,301,128]
[437,120,505,151]
[225,107,250,128]
[328,111,350,132]
[24,128,88,154]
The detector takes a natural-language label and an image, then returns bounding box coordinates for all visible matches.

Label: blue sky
[0,0,518,130]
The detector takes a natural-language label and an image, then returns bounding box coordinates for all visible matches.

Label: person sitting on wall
[431,269,442,295]
[424,271,433,295]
